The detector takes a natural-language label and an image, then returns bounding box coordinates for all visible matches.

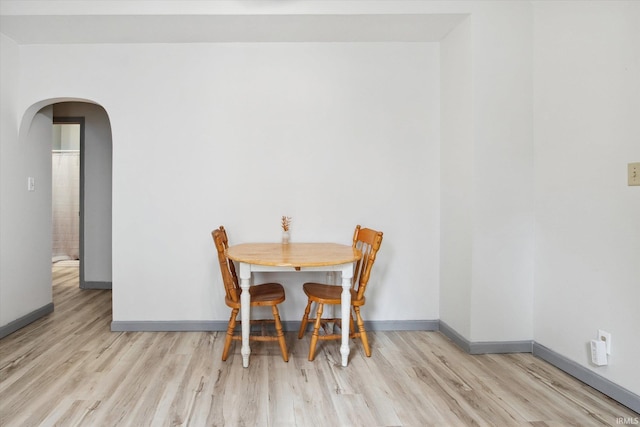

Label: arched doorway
[0,98,113,338]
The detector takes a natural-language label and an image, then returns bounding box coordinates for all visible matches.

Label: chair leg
[298,299,313,339]
[349,311,355,335]
[222,308,238,361]
[354,306,370,357]
[308,303,324,361]
[272,305,288,362]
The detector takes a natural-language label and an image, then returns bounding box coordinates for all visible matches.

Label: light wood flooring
[0,265,637,426]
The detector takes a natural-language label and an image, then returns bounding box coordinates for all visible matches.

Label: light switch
[27,177,35,192]
[629,163,640,186]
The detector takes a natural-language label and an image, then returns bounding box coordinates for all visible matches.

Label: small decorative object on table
[281,216,292,244]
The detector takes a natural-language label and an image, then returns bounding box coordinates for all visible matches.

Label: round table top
[226,242,361,268]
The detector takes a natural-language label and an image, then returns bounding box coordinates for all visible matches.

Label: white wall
[0,33,21,326]
[439,3,535,343]
[17,42,441,324]
[440,16,473,338]
[469,2,535,342]
[2,1,535,342]
[0,34,53,326]
[533,1,640,394]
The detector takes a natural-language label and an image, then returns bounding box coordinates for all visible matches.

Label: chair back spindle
[212,227,240,303]
[351,225,384,301]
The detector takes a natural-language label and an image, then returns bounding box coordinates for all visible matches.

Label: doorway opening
[52,118,84,271]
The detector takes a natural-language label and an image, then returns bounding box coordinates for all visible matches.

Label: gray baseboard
[467,340,533,354]
[290,319,439,334]
[367,319,440,331]
[533,342,640,414]
[81,281,112,290]
[439,321,533,354]
[111,320,229,332]
[0,302,54,339]
[438,320,473,352]
[111,319,440,333]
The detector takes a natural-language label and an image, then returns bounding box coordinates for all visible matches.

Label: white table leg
[340,264,353,367]
[326,272,335,334]
[239,262,251,367]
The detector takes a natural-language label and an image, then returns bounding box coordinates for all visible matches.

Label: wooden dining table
[226,242,362,367]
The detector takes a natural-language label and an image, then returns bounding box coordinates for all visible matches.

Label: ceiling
[0,7,467,44]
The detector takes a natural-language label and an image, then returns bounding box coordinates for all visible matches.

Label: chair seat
[226,282,285,308]
[302,282,365,306]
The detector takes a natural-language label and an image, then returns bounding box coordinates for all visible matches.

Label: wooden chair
[297,225,383,361]
[211,226,288,362]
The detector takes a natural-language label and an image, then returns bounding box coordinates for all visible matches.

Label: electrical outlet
[598,329,612,355]
[629,162,640,186]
